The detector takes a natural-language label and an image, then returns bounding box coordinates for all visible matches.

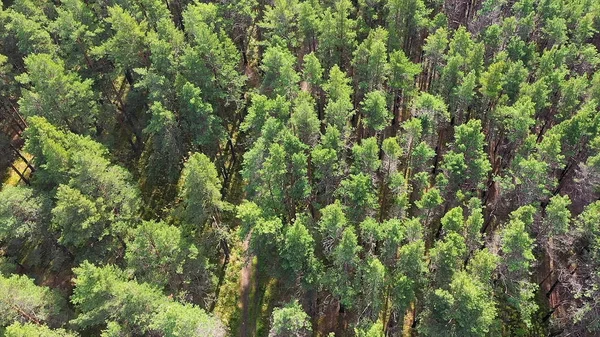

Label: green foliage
[0,186,47,240]
[71,262,224,335]
[268,301,311,337]
[360,90,391,132]
[545,194,571,236]
[419,271,497,337]
[125,220,214,299]
[17,54,98,134]
[291,93,320,145]
[280,215,318,285]
[4,323,77,337]
[92,5,149,70]
[355,320,384,337]
[0,274,67,328]
[2,0,600,335]
[386,0,431,52]
[259,0,301,49]
[442,119,491,192]
[429,232,467,287]
[260,45,300,98]
[327,226,362,308]
[149,302,227,337]
[323,65,355,134]
[352,28,388,91]
[351,137,381,174]
[389,50,421,94]
[337,173,378,222]
[500,206,538,327]
[318,0,357,69]
[175,153,223,230]
[23,117,140,259]
[303,52,323,88]
[139,102,183,214]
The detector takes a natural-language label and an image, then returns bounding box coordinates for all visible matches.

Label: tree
[544,194,571,236]
[464,198,484,255]
[569,201,600,333]
[385,0,431,54]
[298,0,322,52]
[318,0,357,69]
[268,301,312,337]
[318,200,348,248]
[4,323,77,337]
[51,149,141,261]
[389,50,421,112]
[92,5,149,72]
[323,65,355,134]
[419,271,497,337]
[358,256,386,318]
[429,232,467,288]
[355,320,385,337]
[0,274,67,328]
[411,92,449,139]
[337,173,378,222]
[139,102,184,215]
[17,53,98,134]
[5,11,56,55]
[178,81,223,156]
[24,118,140,260]
[125,221,214,301]
[259,0,300,49]
[440,206,464,234]
[241,94,291,140]
[260,45,300,98]
[280,215,318,286]
[311,126,344,203]
[149,302,226,337]
[327,226,362,308]
[351,137,381,174]
[0,185,47,241]
[360,90,391,133]
[391,236,427,321]
[290,92,320,146]
[302,52,323,90]
[242,127,311,220]
[352,28,389,92]
[71,262,224,335]
[441,119,491,196]
[174,153,223,231]
[499,205,538,327]
[181,2,246,110]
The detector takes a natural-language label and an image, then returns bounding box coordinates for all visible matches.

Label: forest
[0,0,600,335]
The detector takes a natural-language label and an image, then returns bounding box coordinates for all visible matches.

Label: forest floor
[239,235,253,337]
[3,152,32,186]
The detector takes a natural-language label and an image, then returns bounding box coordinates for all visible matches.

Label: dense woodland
[1,0,600,335]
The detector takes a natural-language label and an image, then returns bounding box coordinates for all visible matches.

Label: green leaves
[268,301,312,337]
[175,153,223,231]
[260,45,300,98]
[0,274,67,328]
[4,323,76,337]
[352,28,389,92]
[71,262,224,335]
[318,0,357,69]
[93,5,149,70]
[420,271,497,337]
[280,215,318,285]
[442,119,491,192]
[18,54,98,134]
[499,206,538,327]
[360,90,390,132]
[0,186,47,241]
